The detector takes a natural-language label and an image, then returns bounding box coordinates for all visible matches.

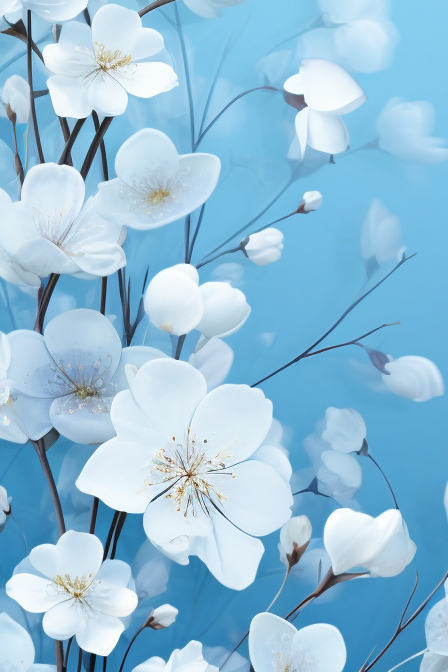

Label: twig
[89,497,99,535]
[175,3,195,149]
[58,118,87,165]
[27,11,44,163]
[80,117,113,180]
[34,273,60,333]
[139,0,177,16]
[32,439,65,537]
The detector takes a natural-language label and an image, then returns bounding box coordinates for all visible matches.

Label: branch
[27,11,45,163]
[139,0,177,16]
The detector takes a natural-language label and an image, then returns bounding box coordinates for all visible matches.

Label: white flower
[77,358,293,590]
[132,641,218,672]
[94,128,220,230]
[278,516,312,567]
[1,75,30,124]
[0,613,55,672]
[0,485,11,532]
[382,356,444,402]
[322,407,366,453]
[0,330,29,444]
[425,596,448,657]
[42,4,178,118]
[0,0,88,21]
[182,0,247,19]
[284,59,366,158]
[150,604,178,628]
[249,613,346,672]
[0,192,41,289]
[360,199,405,268]
[245,229,284,266]
[421,652,448,672]
[6,308,167,444]
[196,282,250,339]
[0,163,126,279]
[323,508,416,576]
[316,450,362,501]
[300,190,323,212]
[6,530,138,656]
[377,98,448,164]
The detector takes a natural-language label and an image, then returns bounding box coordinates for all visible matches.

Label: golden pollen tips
[146,189,171,206]
[94,41,132,71]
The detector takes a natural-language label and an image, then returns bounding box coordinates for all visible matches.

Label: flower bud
[298,191,323,213]
[1,76,30,125]
[146,604,178,629]
[322,407,366,453]
[196,282,250,338]
[244,228,284,266]
[316,451,362,501]
[279,516,312,568]
[382,355,444,402]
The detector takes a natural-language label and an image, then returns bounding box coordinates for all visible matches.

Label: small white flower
[300,190,323,212]
[245,229,284,267]
[284,59,366,158]
[382,355,444,402]
[249,613,346,672]
[6,531,138,656]
[316,450,362,501]
[0,0,87,21]
[94,128,221,230]
[43,4,178,118]
[360,199,405,268]
[77,358,293,589]
[322,407,366,453]
[1,75,30,124]
[0,163,126,280]
[424,584,448,662]
[183,0,247,19]
[151,604,178,628]
[323,508,416,576]
[0,612,55,672]
[196,282,250,339]
[377,98,448,164]
[278,516,312,567]
[132,641,218,672]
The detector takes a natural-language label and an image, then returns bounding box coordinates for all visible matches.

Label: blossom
[0,163,126,280]
[6,530,138,656]
[377,98,448,164]
[182,0,247,19]
[42,4,178,118]
[382,356,444,402]
[94,128,221,230]
[245,229,284,266]
[284,59,366,158]
[278,516,312,568]
[0,485,11,532]
[322,407,366,453]
[424,584,448,668]
[323,508,416,576]
[132,641,218,672]
[1,75,30,124]
[360,199,405,269]
[300,190,323,212]
[316,450,362,501]
[249,613,346,672]
[0,330,30,444]
[76,358,293,590]
[0,0,88,21]
[189,338,234,390]
[0,612,55,672]
[196,282,250,339]
[150,604,178,629]
[6,308,167,444]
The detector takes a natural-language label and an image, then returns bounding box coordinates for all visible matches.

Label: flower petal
[92,4,142,55]
[115,62,178,99]
[42,601,82,641]
[47,75,93,119]
[0,613,35,671]
[55,530,103,579]
[6,573,64,612]
[50,397,115,445]
[305,110,349,154]
[7,330,54,398]
[75,612,124,657]
[21,163,85,222]
[30,543,57,578]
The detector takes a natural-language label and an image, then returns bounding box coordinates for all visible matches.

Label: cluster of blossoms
[0,0,446,671]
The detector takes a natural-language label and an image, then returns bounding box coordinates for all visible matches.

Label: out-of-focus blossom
[149,604,178,629]
[43,5,178,118]
[360,199,405,269]
[94,129,221,230]
[278,516,312,568]
[300,190,323,212]
[183,0,246,19]
[322,407,366,453]
[245,229,284,266]
[132,641,218,672]
[377,98,448,164]
[77,359,293,590]
[0,330,29,444]
[6,309,166,444]
[317,450,362,500]
[249,613,346,672]
[6,531,138,656]
[284,59,366,158]
[0,192,41,288]
[0,485,11,532]
[324,508,416,576]
[196,282,250,339]
[424,583,448,669]
[189,338,234,390]
[421,652,448,672]
[1,76,30,124]
[0,0,87,21]
[382,356,444,402]
[0,612,55,672]
[0,164,126,280]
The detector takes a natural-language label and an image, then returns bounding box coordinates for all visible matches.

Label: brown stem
[27,11,45,163]
[139,0,177,16]
[89,497,99,535]
[80,117,113,180]
[100,276,108,315]
[32,439,66,537]
[34,273,60,333]
[58,118,87,165]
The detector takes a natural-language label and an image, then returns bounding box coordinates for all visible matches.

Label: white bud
[279,515,312,567]
[382,355,444,402]
[151,604,178,628]
[244,228,284,266]
[1,76,30,124]
[196,282,250,338]
[301,191,323,212]
[322,407,366,453]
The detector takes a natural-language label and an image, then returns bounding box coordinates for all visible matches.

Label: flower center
[271,637,317,672]
[53,573,95,601]
[146,188,172,206]
[94,42,132,72]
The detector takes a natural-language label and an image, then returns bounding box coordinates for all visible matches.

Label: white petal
[13,238,80,277]
[90,585,138,618]
[55,530,103,578]
[322,407,366,453]
[189,338,234,390]
[0,613,35,671]
[92,4,142,55]
[30,543,57,578]
[143,493,211,548]
[144,267,204,336]
[196,283,250,339]
[115,128,179,186]
[420,652,448,672]
[50,398,115,445]
[31,0,88,22]
[7,330,53,397]
[95,559,131,587]
[6,573,64,612]
[111,346,168,391]
[382,356,444,402]
[306,110,350,154]
[362,510,416,577]
[249,613,297,672]
[251,445,292,482]
[75,612,124,656]
[21,163,85,221]
[87,75,128,117]
[115,62,178,99]
[323,508,382,575]
[42,601,82,641]
[425,599,448,656]
[47,75,93,119]
[290,624,346,672]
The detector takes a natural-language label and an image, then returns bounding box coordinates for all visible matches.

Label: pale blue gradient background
[0,1,447,670]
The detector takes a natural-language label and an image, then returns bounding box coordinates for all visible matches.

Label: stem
[367,454,399,509]
[266,568,290,612]
[32,439,66,537]
[27,11,44,163]
[110,512,127,559]
[77,647,83,672]
[386,650,427,672]
[188,203,206,262]
[63,638,74,672]
[89,497,99,535]
[11,117,24,185]
[100,277,108,315]
[139,0,177,16]
[80,117,113,180]
[251,255,416,387]
[254,209,298,233]
[34,273,60,333]
[58,118,87,165]
[175,3,195,149]
[56,640,64,672]
[175,334,186,360]
[195,244,244,269]
[184,214,191,262]
[58,117,73,167]
[118,627,145,672]
[103,510,120,559]
[92,111,109,181]
[194,86,279,148]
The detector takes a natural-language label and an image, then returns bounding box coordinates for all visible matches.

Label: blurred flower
[360,199,405,271]
[249,613,346,672]
[0,485,11,532]
[0,191,41,288]
[149,604,178,629]
[196,282,250,339]
[0,163,126,280]
[1,75,30,124]
[0,612,54,672]
[382,355,444,402]
[322,407,366,453]
[77,358,293,590]
[183,0,246,19]
[300,190,323,212]
[0,0,87,20]
[6,531,138,656]
[0,330,29,444]
[421,652,448,672]
[189,338,234,390]
[94,129,221,230]
[245,229,284,266]
[424,583,448,665]
[278,516,312,568]
[324,508,416,576]
[377,98,448,164]
[43,5,178,118]
[284,59,366,158]
[6,308,166,444]
[132,641,218,672]
[317,450,362,500]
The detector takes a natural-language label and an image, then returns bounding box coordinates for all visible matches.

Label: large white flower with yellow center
[42,4,178,118]
[6,531,138,656]
[76,359,293,589]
